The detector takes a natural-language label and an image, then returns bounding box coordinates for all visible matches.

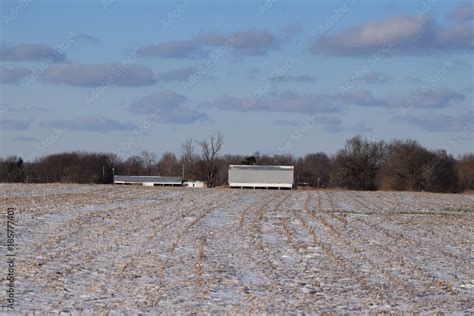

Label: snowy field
[0,184,473,314]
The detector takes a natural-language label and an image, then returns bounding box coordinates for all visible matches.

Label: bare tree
[331,136,388,190]
[123,155,145,176]
[378,139,432,191]
[158,152,180,176]
[181,138,200,180]
[140,151,157,176]
[421,150,459,193]
[297,153,331,188]
[181,139,196,164]
[457,154,474,192]
[198,132,224,187]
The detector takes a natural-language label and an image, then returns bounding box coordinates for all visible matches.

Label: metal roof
[228,165,294,188]
[229,165,294,171]
[114,175,183,183]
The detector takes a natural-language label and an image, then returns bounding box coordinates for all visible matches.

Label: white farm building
[228,165,295,190]
[114,175,183,186]
[183,181,206,188]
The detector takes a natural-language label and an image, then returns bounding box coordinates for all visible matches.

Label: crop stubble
[0,184,472,314]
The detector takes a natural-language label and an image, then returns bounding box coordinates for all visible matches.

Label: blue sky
[0,0,473,160]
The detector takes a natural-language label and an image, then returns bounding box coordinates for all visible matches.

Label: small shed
[228,165,295,190]
[184,181,206,188]
[114,175,183,186]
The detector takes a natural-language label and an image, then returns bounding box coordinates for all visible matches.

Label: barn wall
[228,166,294,187]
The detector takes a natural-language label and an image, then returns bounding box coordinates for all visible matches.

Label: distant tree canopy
[1,156,26,183]
[158,152,180,177]
[296,153,331,187]
[0,135,471,193]
[13,152,116,184]
[457,154,474,192]
[241,156,257,165]
[378,140,433,191]
[421,150,459,193]
[331,136,388,190]
[378,141,460,193]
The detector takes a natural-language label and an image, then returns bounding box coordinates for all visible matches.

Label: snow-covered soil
[0,184,472,314]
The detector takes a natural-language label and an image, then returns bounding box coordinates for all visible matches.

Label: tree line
[1,134,472,193]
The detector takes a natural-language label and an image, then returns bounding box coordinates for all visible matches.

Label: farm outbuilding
[114,175,183,186]
[228,165,295,190]
[184,181,206,188]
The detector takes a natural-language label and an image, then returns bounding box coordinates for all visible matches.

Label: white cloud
[447,1,474,22]
[311,15,473,56]
[43,63,156,87]
[0,66,31,84]
[0,43,66,62]
[138,29,280,58]
[43,116,136,131]
[129,91,208,124]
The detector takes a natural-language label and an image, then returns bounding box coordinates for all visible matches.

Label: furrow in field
[261,192,331,312]
[1,184,472,314]
[346,214,472,295]
[321,211,465,297]
[239,192,294,313]
[150,191,273,314]
[347,192,472,250]
[301,195,418,305]
[71,189,232,310]
[190,191,277,314]
[355,214,469,262]
[147,190,247,308]
[292,210,386,310]
[14,188,204,310]
[380,191,473,212]
[322,193,470,294]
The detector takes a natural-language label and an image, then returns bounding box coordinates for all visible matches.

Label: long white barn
[114,175,183,186]
[228,165,294,190]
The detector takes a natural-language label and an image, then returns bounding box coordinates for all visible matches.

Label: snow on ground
[0,184,472,314]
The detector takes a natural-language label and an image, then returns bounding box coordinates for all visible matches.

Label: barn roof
[229,165,294,171]
[114,175,183,183]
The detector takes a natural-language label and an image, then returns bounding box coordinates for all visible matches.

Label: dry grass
[195,239,206,288]
[281,218,292,243]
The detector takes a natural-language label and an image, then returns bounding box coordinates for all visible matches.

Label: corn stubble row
[0,184,472,314]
